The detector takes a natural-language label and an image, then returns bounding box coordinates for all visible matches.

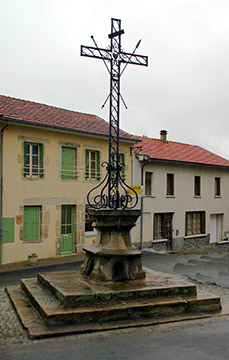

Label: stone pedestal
[81,209,145,281]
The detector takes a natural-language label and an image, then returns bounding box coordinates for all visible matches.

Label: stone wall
[208,241,229,255]
[150,240,167,253]
[183,235,209,251]
[142,235,229,255]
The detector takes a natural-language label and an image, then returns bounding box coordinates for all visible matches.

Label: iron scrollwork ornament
[87,161,138,209]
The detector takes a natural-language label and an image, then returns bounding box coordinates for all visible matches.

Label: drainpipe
[0,123,8,264]
[140,157,151,250]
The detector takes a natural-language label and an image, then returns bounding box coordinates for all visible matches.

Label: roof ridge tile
[0,94,138,142]
[135,135,229,167]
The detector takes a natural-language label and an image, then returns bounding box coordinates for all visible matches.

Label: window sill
[216,240,229,245]
[184,234,207,239]
[166,195,175,198]
[193,195,201,198]
[23,176,44,181]
[214,195,221,199]
[23,240,43,244]
[84,179,100,183]
[143,195,155,198]
[152,239,168,243]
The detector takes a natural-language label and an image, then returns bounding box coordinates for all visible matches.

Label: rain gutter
[0,116,140,144]
[140,157,152,250]
[0,123,8,264]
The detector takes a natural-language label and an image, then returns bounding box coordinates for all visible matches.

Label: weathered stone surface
[151,240,167,253]
[210,242,229,255]
[36,269,197,307]
[16,215,23,225]
[42,211,50,224]
[184,236,209,251]
[5,268,224,339]
[82,209,144,281]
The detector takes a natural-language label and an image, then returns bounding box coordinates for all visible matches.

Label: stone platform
[6,268,224,339]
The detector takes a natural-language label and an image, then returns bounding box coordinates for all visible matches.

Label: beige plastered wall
[1,123,132,264]
[132,157,229,245]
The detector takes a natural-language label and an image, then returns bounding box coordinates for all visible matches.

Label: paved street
[2,250,229,287]
[1,312,229,360]
[1,250,229,359]
[143,250,229,288]
[0,261,82,287]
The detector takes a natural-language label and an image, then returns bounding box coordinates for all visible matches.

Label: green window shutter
[24,206,40,241]
[39,144,44,178]
[85,150,89,179]
[61,147,75,179]
[2,218,14,243]
[96,151,100,180]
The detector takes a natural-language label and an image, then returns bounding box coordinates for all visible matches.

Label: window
[24,206,41,241]
[145,172,152,195]
[85,150,100,180]
[24,142,43,178]
[185,211,205,236]
[215,177,221,196]
[61,205,75,255]
[154,213,173,240]
[61,147,77,179]
[194,176,201,196]
[167,174,174,196]
[118,153,125,181]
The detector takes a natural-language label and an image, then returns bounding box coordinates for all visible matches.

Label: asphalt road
[1,251,229,287]
[2,317,229,360]
[0,251,186,287]
[0,261,82,287]
[1,251,229,360]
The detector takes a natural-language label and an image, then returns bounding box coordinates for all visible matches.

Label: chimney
[160,130,167,142]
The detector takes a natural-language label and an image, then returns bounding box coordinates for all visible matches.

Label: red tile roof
[136,136,229,167]
[0,95,137,142]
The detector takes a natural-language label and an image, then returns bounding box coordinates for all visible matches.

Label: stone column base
[80,209,145,282]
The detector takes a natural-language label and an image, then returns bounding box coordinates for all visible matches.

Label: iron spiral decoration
[87,161,138,209]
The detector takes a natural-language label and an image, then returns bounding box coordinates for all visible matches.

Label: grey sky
[1,0,229,159]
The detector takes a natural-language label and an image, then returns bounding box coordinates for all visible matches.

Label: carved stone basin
[81,209,145,281]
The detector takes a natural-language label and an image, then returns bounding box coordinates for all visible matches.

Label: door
[61,205,75,255]
[210,214,223,243]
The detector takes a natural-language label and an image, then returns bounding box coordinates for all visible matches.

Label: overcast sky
[1,0,229,159]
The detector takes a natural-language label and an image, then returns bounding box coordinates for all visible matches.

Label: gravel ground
[0,287,30,350]
[1,275,229,349]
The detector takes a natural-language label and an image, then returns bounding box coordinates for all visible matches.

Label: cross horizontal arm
[81,45,111,61]
[119,52,148,67]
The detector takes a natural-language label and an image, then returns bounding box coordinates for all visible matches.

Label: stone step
[37,269,197,307]
[20,277,221,327]
[6,283,223,340]
[6,268,224,339]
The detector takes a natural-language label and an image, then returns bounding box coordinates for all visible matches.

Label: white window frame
[24,142,41,178]
[85,149,100,180]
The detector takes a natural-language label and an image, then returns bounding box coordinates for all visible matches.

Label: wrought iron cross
[81,18,148,209]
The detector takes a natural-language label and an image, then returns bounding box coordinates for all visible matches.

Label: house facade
[0,95,137,265]
[132,131,229,252]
